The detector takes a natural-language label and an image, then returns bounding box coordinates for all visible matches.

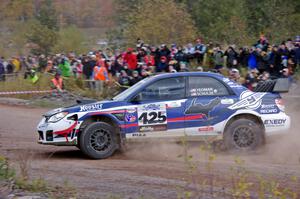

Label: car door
[125,76,187,138]
[184,76,233,136]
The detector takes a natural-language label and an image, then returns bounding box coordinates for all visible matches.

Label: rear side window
[188,76,229,97]
[139,77,185,101]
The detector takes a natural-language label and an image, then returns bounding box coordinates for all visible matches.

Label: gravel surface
[0,94,300,198]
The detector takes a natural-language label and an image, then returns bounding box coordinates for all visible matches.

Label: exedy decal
[185,97,220,117]
[228,91,265,110]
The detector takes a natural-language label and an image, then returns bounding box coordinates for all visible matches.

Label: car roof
[150,72,224,80]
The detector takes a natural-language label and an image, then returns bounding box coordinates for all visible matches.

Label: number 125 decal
[138,103,167,126]
[138,111,167,125]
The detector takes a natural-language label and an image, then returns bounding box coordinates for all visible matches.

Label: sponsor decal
[260,109,278,114]
[198,126,214,132]
[185,98,220,117]
[190,88,218,96]
[80,103,103,112]
[260,104,278,114]
[228,91,266,110]
[140,104,162,111]
[125,114,136,122]
[166,101,182,108]
[139,124,167,132]
[264,119,286,127]
[261,104,275,109]
[221,98,234,105]
[132,133,146,137]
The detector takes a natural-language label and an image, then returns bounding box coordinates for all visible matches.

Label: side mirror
[131,94,142,103]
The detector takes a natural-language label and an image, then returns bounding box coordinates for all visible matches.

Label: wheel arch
[223,112,265,139]
[78,114,121,147]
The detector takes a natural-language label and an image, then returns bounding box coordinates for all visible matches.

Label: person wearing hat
[229,68,244,84]
[51,71,64,92]
[157,56,168,72]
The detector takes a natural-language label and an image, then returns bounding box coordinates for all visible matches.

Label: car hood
[60,100,127,114]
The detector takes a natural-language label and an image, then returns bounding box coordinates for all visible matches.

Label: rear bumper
[262,112,291,136]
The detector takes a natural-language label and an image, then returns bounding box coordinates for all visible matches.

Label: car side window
[138,77,185,101]
[188,76,229,97]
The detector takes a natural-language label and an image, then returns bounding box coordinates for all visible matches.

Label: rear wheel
[80,122,118,159]
[224,118,263,151]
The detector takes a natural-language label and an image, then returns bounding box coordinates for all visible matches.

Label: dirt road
[0,97,300,198]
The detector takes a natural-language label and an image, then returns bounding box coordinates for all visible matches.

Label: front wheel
[224,118,263,151]
[80,122,118,159]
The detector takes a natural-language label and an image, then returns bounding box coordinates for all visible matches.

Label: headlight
[47,112,68,123]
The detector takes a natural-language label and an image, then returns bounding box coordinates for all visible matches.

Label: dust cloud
[123,87,300,168]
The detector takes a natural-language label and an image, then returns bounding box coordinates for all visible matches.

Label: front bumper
[37,117,79,146]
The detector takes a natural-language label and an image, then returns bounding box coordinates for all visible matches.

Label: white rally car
[37,72,291,159]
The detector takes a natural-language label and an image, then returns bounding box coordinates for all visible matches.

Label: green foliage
[122,0,198,45]
[26,20,58,55]
[36,0,59,31]
[115,0,300,45]
[53,25,87,54]
[0,156,15,180]
[26,0,59,55]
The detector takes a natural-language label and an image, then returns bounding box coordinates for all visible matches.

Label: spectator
[45,60,53,73]
[93,61,109,93]
[111,57,123,77]
[159,44,171,60]
[157,56,168,72]
[248,47,257,70]
[184,43,195,62]
[130,70,142,85]
[58,58,72,77]
[51,71,64,93]
[174,46,187,66]
[123,48,137,70]
[38,54,47,72]
[237,47,249,67]
[225,46,238,69]
[213,46,224,70]
[0,59,5,81]
[229,68,244,84]
[12,56,21,72]
[194,39,206,64]
[24,68,39,84]
[118,70,131,91]
[268,46,282,77]
[6,60,14,74]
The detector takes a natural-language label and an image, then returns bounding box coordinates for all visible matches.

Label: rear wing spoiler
[254,78,290,93]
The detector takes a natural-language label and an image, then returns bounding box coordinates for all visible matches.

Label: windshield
[112,77,150,101]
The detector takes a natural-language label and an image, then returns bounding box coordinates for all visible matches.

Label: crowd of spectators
[0,35,299,92]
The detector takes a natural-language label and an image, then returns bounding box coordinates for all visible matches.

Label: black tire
[80,122,118,159]
[224,119,263,151]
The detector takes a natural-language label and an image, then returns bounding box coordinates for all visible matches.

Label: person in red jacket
[123,48,137,70]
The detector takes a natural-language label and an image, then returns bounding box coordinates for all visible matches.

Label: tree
[27,0,59,55]
[122,0,197,45]
[27,20,58,55]
[53,25,87,54]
